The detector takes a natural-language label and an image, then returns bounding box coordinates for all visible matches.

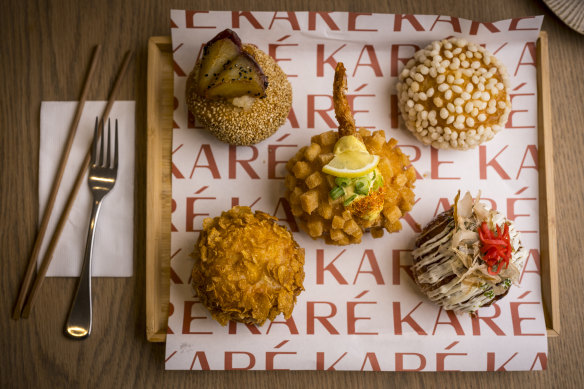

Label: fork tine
[99,119,105,166]
[106,119,111,168]
[114,119,119,169]
[91,117,98,165]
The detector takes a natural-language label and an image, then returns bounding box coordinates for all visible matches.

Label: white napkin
[39,101,135,277]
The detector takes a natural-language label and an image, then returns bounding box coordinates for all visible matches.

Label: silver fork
[65,117,118,340]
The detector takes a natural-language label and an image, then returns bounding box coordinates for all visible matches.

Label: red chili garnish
[478,221,512,275]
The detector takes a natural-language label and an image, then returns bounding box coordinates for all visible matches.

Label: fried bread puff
[191,206,305,325]
[397,38,511,150]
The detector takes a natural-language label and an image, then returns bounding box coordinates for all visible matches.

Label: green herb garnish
[335,177,351,187]
[329,186,345,200]
[354,178,370,195]
[343,194,358,206]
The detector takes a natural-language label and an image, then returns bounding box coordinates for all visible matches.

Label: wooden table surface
[1,0,583,387]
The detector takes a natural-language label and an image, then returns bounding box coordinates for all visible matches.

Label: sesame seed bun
[186,44,292,145]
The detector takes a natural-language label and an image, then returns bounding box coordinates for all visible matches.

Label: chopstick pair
[12,47,133,320]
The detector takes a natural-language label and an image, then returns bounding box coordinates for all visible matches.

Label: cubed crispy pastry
[285,63,416,245]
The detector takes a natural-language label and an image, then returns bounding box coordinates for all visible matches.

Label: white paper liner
[166,11,547,371]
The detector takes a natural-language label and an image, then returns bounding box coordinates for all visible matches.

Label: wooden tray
[146,36,173,342]
[145,33,559,342]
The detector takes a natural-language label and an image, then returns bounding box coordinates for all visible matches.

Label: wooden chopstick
[20,50,133,319]
[12,45,102,320]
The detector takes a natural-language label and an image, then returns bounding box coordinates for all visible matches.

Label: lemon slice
[323,151,380,178]
[333,135,368,154]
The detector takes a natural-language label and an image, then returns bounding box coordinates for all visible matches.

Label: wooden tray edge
[146,36,173,342]
[146,32,560,341]
[537,31,560,337]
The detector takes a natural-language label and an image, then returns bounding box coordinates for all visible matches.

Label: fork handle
[64,198,102,340]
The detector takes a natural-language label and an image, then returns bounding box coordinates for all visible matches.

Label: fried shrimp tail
[333,62,356,137]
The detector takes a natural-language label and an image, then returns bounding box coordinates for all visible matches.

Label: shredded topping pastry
[412,191,527,313]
